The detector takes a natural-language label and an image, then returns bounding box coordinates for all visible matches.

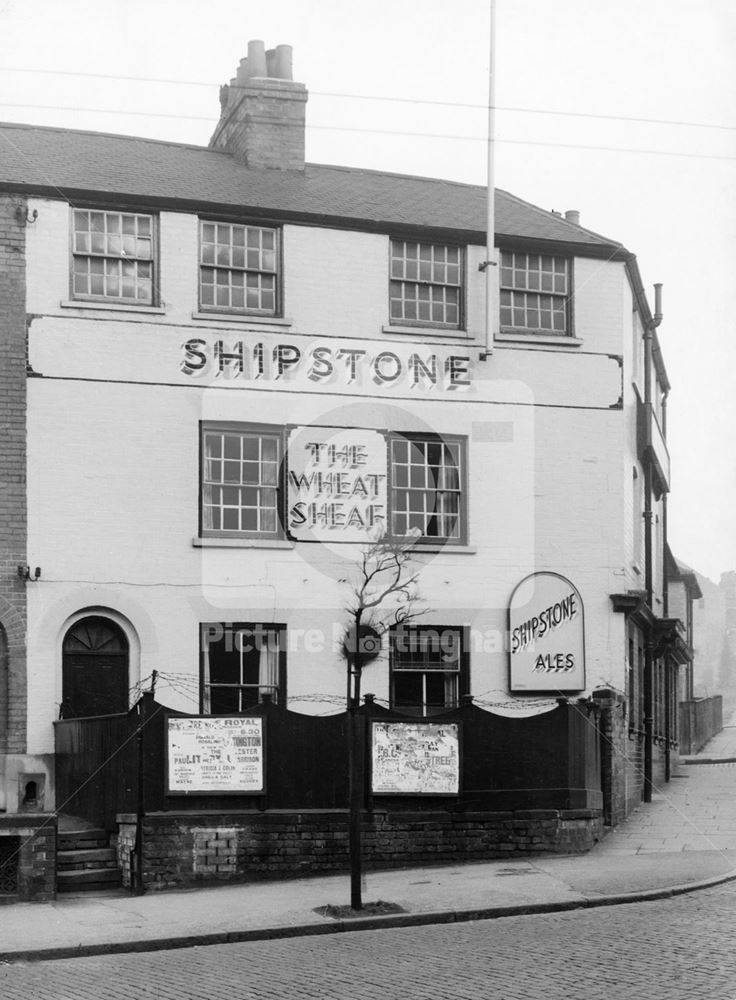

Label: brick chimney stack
[210,41,308,170]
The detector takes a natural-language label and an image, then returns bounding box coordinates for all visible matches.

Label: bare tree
[340,528,426,910]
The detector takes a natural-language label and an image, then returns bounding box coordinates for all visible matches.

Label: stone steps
[58,828,110,852]
[57,867,123,891]
[57,847,119,870]
[57,828,123,893]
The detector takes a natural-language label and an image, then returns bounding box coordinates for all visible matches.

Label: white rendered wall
[24,198,633,754]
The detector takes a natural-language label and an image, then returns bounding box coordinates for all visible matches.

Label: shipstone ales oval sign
[508,572,585,692]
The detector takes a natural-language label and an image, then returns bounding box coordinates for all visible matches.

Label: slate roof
[674,558,704,598]
[0,121,627,256]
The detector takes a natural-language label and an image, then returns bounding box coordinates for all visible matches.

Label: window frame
[389,238,465,330]
[199,219,281,317]
[389,625,469,717]
[199,422,286,540]
[70,206,158,306]
[200,622,287,714]
[388,432,467,545]
[499,250,572,336]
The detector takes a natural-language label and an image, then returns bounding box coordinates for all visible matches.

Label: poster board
[371,721,460,795]
[166,716,264,795]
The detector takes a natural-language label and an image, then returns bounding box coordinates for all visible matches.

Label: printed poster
[167,716,264,794]
[371,721,460,795]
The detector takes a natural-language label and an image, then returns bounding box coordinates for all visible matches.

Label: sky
[1,0,734,582]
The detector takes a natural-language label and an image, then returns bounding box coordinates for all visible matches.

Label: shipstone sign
[180,337,473,392]
[371,721,460,795]
[508,572,585,692]
[167,716,264,795]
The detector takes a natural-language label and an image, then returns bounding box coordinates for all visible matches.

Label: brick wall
[113,815,137,887]
[0,815,56,903]
[593,688,647,824]
[0,194,27,756]
[128,809,603,892]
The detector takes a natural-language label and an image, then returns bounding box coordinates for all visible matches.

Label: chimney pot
[247,39,268,78]
[234,59,249,87]
[210,42,307,170]
[273,44,293,80]
[565,209,580,225]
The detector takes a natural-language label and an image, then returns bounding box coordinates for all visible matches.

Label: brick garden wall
[113,814,137,887]
[593,688,635,826]
[0,194,27,757]
[0,815,56,903]
[123,808,603,892]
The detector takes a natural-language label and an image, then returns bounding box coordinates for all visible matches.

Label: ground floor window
[667,660,678,744]
[389,625,468,716]
[627,623,645,735]
[200,623,286,713]
[654,659,665,740]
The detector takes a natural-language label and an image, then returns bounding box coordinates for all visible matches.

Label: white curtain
[258,630,280,701]
[202,643,212,714]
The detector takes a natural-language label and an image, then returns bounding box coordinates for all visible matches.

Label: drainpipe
[642,284,662,803]
[662,392,669,620]
[664,654,672,782]
[661,389,672,783]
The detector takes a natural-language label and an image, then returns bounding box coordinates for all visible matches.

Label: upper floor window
[500,251,570,334]
[72,209,154,303]
[200,221,278,314]
[201,424,283,538]
[390,240,463,328]
[390,435,465,543]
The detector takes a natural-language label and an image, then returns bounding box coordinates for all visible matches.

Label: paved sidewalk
[2,718,736,964]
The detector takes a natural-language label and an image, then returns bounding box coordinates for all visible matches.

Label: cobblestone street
[3,882,736,1000]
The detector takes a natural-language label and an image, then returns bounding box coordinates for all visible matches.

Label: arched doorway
[61,616,129,718]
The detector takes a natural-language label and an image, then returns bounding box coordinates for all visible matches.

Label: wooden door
[61,616,129,718]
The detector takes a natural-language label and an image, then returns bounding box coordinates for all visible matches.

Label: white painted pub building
[0,42,687,897]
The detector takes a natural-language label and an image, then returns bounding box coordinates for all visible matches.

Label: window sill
[194,536,472,554]
[382,324,474,340]
[193,536,294,549]
[410,544,477,555]
[60,299,166,315]
[495,332,582,347]
[191,312,293,327]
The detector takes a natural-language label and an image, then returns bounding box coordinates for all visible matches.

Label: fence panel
[54,712,137,830]
[678,696,723,755]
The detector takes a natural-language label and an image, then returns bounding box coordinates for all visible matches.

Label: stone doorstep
[57,848,119,870]
[57,867,122,889]
[57,828,110,851]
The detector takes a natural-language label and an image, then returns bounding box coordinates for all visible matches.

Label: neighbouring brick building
[0,41,690,897]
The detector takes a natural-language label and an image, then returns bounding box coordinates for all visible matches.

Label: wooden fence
[678,695,723,755]
[54,694,602,831]
[54,710,138,830]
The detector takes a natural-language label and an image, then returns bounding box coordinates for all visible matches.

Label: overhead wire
[2,102,733,162]
[0,65,734,133]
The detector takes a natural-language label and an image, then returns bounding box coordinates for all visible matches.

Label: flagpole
[483,0,497,357]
